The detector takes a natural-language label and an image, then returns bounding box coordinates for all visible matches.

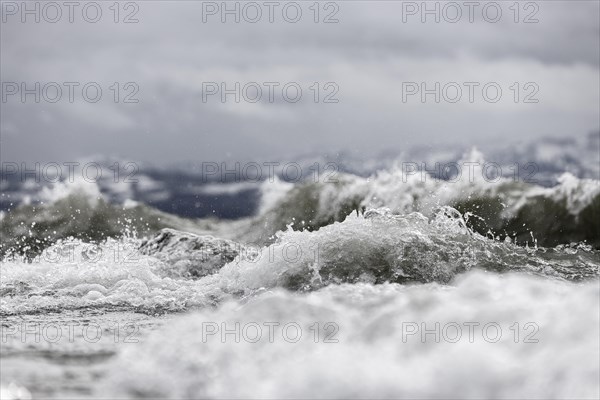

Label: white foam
[106,271,600,399]
[38,178,103,207]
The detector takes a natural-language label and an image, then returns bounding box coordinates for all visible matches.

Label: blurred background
[2,0,599,247]
[2,0,599,164]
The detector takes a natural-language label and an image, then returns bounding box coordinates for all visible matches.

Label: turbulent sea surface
[1,135,599,399]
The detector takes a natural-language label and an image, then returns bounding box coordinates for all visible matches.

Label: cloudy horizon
[2,0,599,165]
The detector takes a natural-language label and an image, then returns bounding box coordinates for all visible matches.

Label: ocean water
[1,139,599,399]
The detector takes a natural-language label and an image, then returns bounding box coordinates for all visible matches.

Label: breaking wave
[2,206,598,317]
[1,137,599,399]
[250,149,600,249]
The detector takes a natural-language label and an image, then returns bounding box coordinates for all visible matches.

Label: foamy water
[1,144,599,399]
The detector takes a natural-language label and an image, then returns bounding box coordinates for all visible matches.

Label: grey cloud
[1,0,599,165]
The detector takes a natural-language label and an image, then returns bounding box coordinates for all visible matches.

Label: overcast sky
[1,0,599,165]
